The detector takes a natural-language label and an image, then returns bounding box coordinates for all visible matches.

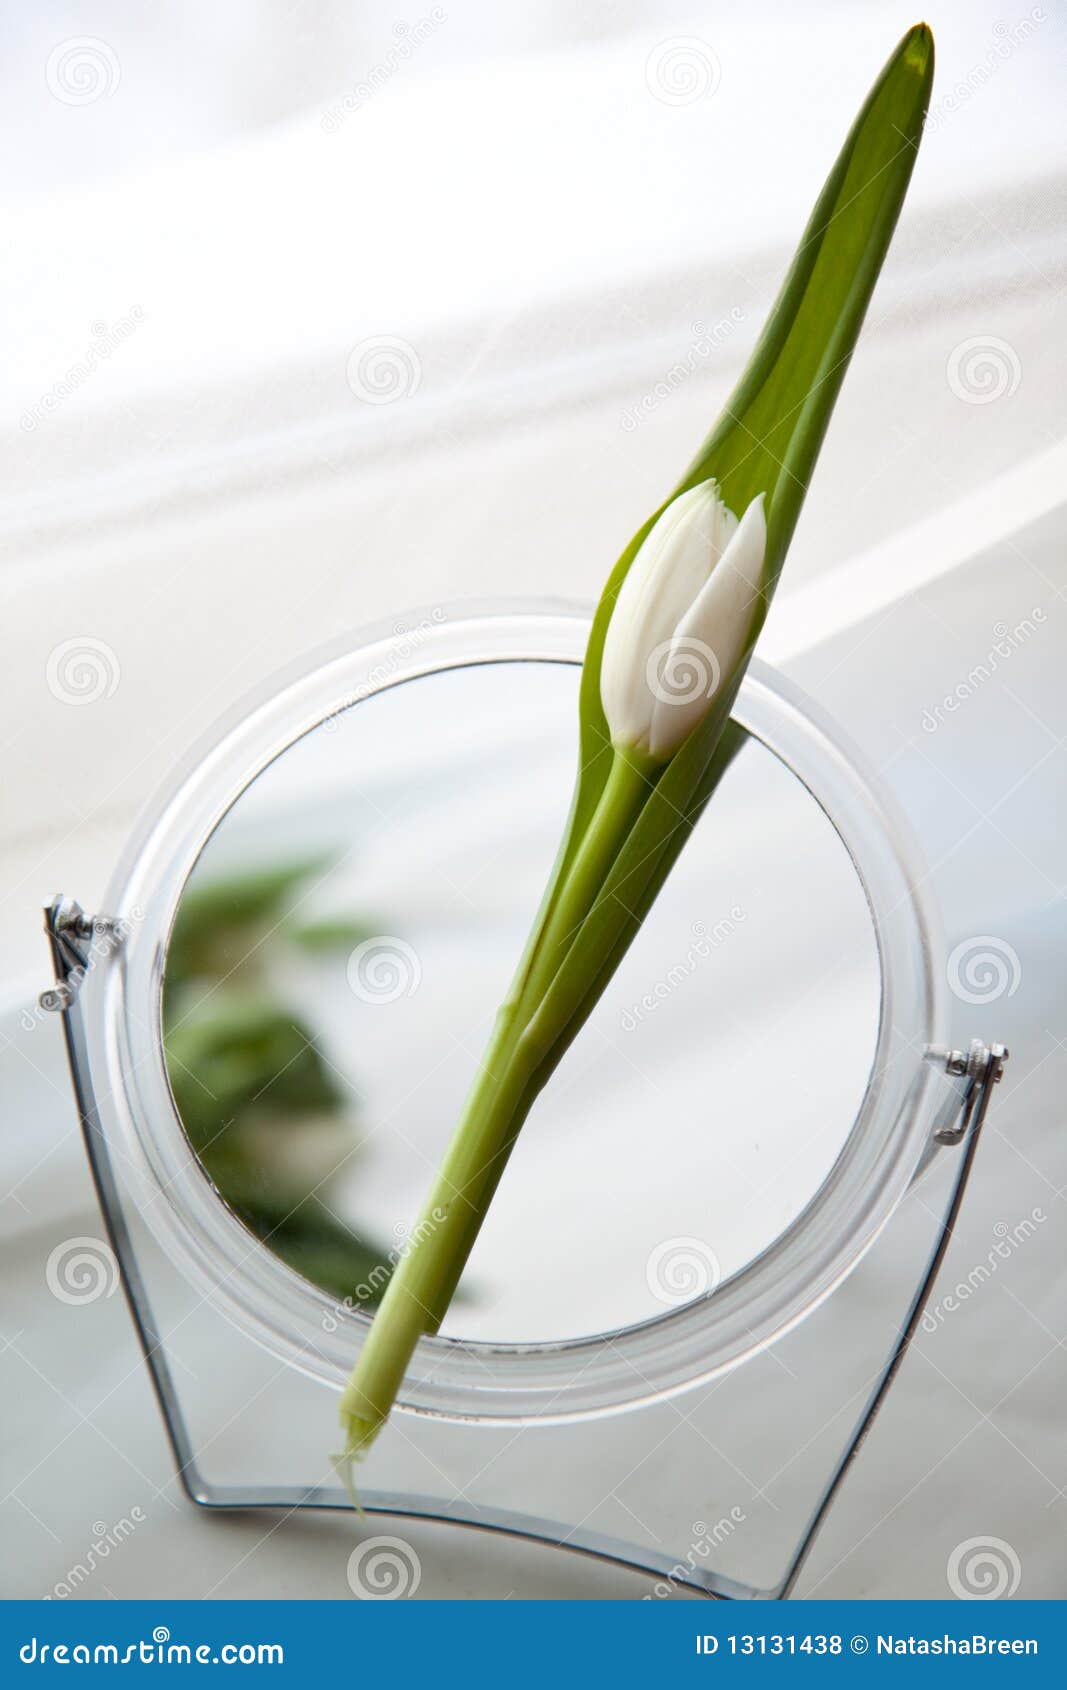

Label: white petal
[600,478,732,752]
[647,493,767,759]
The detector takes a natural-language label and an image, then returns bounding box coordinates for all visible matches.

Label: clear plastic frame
[84,605,946,1426]
[46,603,1010,1598]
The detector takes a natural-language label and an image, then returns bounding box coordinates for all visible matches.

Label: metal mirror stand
[44,894,1008,1601]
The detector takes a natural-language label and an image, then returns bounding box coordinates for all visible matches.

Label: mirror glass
[163,659,880,1345]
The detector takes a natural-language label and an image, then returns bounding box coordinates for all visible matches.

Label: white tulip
[600,479,767,761]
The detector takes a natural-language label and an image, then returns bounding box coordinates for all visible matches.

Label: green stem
[339,747,654,1452]
[507,749,657,1027]
[420,746,655,1329]
[339,1024,536,1453]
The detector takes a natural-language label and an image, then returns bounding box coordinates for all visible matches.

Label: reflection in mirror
[163,858,397,1307]
[163,661,880,1345]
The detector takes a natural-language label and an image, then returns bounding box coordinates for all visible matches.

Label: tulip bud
[600,479,767,761]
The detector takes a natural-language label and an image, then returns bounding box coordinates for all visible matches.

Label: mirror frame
[84,604,944,1425]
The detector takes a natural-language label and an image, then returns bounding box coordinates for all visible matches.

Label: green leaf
[528,721,748,1070]
[166,858,328,986]
[511,25,933,1051]
[416,26,937,1326]
[176,859,327,929]
[337,27,937,1465]
[287,916,377,953]
[566,24,934,890]
[164,993,344,1149]
[679,23,935,581]
[234,1195,395,1307]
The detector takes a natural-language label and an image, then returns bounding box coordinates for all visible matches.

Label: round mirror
[162,656,880,1347]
